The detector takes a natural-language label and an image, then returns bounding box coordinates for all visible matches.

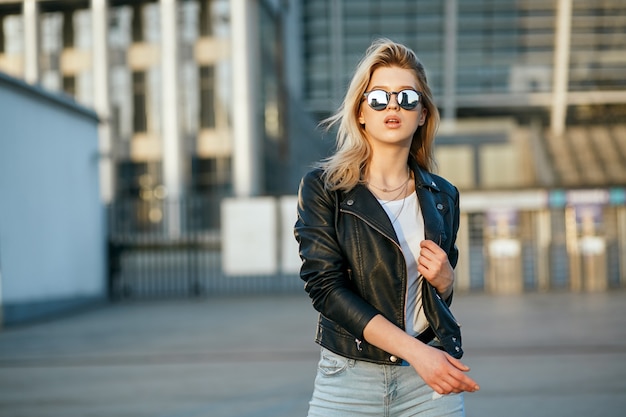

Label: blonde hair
[319,38,440,191]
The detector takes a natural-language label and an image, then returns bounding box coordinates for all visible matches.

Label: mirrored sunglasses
[362,89,421,111]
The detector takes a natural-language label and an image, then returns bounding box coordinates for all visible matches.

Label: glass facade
[1,0,624,199]
[0,1,246,201]
[569,1,626,91]
[301,0,626,114]
[302,0,448,113]
[299,0,626,191]
[456,0,555,95]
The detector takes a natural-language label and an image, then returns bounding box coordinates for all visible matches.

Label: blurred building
[300,0,626,190]
[0,0,323,232]
[1,0,625,204]
[1,0,625,298]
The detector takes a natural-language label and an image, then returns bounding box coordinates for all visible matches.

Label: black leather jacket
[295,159,463,365]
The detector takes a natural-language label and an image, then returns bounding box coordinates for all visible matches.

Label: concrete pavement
[0,290,625,417]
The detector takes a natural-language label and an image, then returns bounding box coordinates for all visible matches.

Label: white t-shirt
[377,191,429,337]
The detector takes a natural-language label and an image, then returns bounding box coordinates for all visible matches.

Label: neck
[366,163,413,199]
[367,149,412,184]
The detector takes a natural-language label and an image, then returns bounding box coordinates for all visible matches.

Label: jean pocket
[318,349,350,377]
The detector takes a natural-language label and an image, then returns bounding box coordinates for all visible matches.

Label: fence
[460,189,626,293]
[108,188,626,299]
[108,196,303,299]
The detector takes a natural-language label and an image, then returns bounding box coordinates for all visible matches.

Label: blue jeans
[308,348,465,417]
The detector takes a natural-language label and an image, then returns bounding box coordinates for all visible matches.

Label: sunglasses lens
[397,90,419,110]
[365,89,420,110]
[366,90,389,110]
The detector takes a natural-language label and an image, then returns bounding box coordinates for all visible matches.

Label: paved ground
[1,290,625,417]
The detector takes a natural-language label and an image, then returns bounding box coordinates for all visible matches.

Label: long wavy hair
[319,38,440,191]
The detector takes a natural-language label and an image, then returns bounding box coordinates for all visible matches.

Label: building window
[199,0,214,37]
[0,15,5,54]
[132,71,147,133]
[63,75,75,96]
[192,156,232,190]
[199,65,216,129]
[131,2,143,43]
[62,10,74,48]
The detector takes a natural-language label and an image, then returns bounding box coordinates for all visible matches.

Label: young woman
[294,39,479,416]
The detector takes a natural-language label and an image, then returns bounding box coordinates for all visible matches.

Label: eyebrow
[367,85,418,91]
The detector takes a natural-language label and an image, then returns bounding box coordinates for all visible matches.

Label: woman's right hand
[409,344,480,395]
[363,314,480,395]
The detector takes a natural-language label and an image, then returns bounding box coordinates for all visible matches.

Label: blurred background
[1,0,625,325]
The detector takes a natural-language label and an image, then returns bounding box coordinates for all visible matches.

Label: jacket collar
[339,162,444,245]
[409,158,440,192]
[340,184,395,240]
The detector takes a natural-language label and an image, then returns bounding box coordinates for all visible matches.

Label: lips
[384,115,401,126]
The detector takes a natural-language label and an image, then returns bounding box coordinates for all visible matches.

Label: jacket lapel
[339,163,446,246]
[412,163,445,244]
[340,184,399,243]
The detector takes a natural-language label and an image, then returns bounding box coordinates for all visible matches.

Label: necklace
[383,181,409,224]
[374,179,409,224]
[367,167,411,193]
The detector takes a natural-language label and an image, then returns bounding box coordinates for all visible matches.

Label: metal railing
[455,187,626,293]
[108,190,626,299]
[107,196,302,299]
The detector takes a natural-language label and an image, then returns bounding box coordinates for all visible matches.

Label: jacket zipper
[340,207,454,335]
[339,209,402,252]
[340,208,409,342]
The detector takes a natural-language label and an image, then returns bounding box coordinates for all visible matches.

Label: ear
[358,109,365,125]
[418,107,428,126]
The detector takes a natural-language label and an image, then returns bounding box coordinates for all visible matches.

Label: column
[230,0,261,197]
[92,0,114,203]
[283,0,303,101]
[23,0,39,84]
[442,0,458,123]
[330,0,343,106]
[535,210,551,291]
[161,0,183,235]
[551,0,572,137]
[618,206,626,287]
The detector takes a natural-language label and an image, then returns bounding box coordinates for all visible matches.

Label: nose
[387,92,400,109]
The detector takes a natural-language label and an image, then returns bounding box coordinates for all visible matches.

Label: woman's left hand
[418,240,454,299]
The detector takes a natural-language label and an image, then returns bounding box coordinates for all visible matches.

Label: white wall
[221,196,301,277]
[0,72,105,324]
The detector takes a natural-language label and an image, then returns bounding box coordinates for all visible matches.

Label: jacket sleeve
[294,171,381,340]
[445,186,460,306]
